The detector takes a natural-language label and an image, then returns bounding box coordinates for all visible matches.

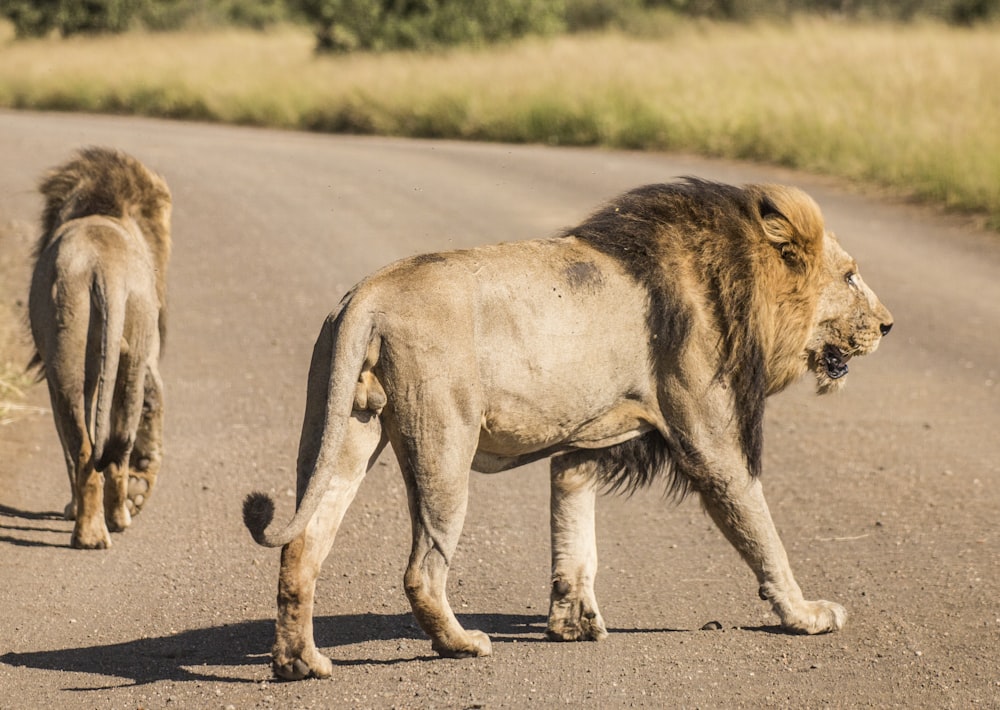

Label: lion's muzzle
[822,344,850,380]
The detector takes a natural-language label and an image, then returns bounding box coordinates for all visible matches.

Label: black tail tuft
[242,492,275,544]
[95,435,131,472]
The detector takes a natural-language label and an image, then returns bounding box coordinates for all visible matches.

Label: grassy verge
[0,367,40,425]
[0,216,36,425]
[0,19,998,226]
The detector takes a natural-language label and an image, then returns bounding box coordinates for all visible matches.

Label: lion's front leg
[546,454,607,642]
[51,392,110,549]
[698,472,845,634]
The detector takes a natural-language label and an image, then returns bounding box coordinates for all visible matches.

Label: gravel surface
[0,111,997,709]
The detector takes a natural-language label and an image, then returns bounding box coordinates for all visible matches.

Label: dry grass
[0,216,33,424]
[0,19,998,223]
[0,367,42,426]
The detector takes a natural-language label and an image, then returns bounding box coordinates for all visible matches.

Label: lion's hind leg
[127,365,164,516]
[59,404,109,549]
[272,411,387,681]
[392,421,492,660]
[43,339,111,548]
[45,378,81,521]
[50,388,111,549]
[547,454,608,642]
[99,340,153,534]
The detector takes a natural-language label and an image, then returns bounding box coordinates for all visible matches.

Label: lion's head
[804,232,892,394]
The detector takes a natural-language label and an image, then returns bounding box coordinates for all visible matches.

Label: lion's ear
[758,195,803,267]
[756,185,825,271]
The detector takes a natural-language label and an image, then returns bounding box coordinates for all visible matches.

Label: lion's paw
[105,504,132,533]
[780,599,847,635]
[432,629,492,659]
[547,584,608,642]
[546,608,608,642]
[125,471,156,516]
[71,522,111,550]
[272,648,333,681]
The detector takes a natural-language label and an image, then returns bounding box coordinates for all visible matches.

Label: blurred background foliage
[1,0,998,47]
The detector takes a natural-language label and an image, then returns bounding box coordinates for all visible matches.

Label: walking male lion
[244,178,892,680]
[29,147,171,549]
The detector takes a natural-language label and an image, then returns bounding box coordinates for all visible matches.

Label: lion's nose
[880,322,893,336]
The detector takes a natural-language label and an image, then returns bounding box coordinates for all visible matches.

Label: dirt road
[0,111,997,709]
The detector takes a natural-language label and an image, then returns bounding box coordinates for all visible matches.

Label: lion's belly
[471,398,656,473]
[477,393,657,457]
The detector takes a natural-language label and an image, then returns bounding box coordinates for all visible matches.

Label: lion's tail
[243,293,375,548]
[89,270,128,470]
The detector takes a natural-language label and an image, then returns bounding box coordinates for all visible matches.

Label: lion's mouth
[822,344,850,380]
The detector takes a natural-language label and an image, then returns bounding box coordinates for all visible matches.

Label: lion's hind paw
[431,629,493,658]
[125,471,156,516]
[782,599,847,635]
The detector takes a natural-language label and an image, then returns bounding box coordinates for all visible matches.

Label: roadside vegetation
[2,15,998,227]
[0,220,34,424]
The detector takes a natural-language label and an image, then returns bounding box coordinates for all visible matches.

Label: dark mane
[34,146,171,266]
[589,430,703,500]
[28,147,172,375]
[565,178,767,482]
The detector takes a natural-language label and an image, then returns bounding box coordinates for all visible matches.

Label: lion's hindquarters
[30,251,93,513]
[30,224,162,547]
[244,303,383,549]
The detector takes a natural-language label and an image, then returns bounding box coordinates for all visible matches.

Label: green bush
[291,0,566,52]
[564,0,645,31]
[643,0,1000,21]
[3,0,998,43]
[947,0,1000,23]
[0,0,291,36]
[0,0,140,37]
[138,0,291,30]
[0,0,53,37]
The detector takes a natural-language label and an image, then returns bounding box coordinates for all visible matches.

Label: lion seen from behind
[29,147,171,549]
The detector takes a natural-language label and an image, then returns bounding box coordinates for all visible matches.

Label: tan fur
[243,179,892,680]
[29,147,171,549]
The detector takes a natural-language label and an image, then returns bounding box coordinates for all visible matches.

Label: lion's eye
[846,272,859,288]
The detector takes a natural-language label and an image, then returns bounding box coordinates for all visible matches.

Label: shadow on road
[1,604,768,690]
[0,503,64,521]
[0,612,554,688]
[0,502,72,548]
